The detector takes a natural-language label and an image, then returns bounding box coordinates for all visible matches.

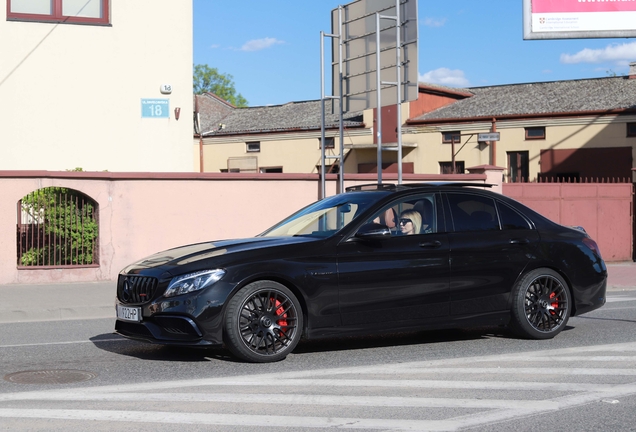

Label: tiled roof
[199,99,364,137]
[194,93,235,134]
[411,76,636,123]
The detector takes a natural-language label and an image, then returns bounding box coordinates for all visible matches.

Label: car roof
[345,182,494,193]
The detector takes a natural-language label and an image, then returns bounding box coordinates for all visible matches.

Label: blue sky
[193,0,636,107]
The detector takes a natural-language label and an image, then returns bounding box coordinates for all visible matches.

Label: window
[320,137,335,149]
[259,167,283,173]
[446,193,499,232]
[507,151,529,182]
[442,131,461,144]
[17,187,99,267]
[497,203,531,230]
[246,142,261,153]
[365,193,438,235]
[627,123,636,137]
[7,0,110,25]
[525,127,545,140]
[439,161,465,174]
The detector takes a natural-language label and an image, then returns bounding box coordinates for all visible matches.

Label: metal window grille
[17,187,99,268]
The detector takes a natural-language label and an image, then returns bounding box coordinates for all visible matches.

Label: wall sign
[141,99,170,118]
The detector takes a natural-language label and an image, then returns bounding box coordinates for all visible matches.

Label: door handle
[509,238,530,245]
[419,241,442,248]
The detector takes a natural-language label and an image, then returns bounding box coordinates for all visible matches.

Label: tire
[224,280,303,363]
[509,268,571,340]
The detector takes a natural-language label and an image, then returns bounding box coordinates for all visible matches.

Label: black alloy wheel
[224,280,303,363]
[510,268,571,339]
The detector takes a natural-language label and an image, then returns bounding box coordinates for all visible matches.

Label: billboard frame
[331,0,418,112]
[523,0,636,40]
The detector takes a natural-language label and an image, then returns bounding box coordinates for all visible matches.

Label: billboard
[523,0,636,40]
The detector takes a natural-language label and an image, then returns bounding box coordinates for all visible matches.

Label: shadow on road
[89,326,519,363]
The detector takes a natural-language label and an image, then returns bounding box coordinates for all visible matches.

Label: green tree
[193,64,248,107]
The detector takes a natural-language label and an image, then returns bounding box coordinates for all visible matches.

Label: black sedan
[115,183,607,362]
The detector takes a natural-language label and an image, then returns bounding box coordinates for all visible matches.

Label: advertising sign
[523,0,636,40]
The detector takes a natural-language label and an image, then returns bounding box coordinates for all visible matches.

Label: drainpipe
[490,118,497,166]
[194,96,204,173]
[198,114,204,173]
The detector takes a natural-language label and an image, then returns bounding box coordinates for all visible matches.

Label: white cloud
[560,41,636,64]
[240,38,284,52]
[419,68,469,87]
[423,17,446,27]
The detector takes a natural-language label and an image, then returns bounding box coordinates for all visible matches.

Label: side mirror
[354,223,392,240]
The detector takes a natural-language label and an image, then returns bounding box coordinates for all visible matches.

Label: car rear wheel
[224,280,303,363]
[510,268,571,339]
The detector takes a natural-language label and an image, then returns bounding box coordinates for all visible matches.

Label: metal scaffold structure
[320,0,418,198]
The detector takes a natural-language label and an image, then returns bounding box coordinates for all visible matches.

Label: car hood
[121,236,318,275]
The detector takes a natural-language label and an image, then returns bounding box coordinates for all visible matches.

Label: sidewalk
[0,281,115,324]
[605,261,636,291]
[0,263,634,324]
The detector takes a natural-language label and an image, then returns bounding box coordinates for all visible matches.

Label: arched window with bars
[17,187,99,268]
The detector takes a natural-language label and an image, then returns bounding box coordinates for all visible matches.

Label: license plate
[117,305,141,322]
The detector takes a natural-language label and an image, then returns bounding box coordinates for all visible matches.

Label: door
[337,193,451,327]
[444,192,539,316]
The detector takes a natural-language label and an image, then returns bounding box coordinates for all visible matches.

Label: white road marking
[0,409,453,431]
[0,392,555,409]
[605,297,636,303]
[0,338,125,349]
[2,341,636,430]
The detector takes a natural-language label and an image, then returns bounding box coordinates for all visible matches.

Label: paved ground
[0,263,634,324]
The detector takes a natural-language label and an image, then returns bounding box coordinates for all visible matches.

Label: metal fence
[507,175,632,183]
[16,187,99,268]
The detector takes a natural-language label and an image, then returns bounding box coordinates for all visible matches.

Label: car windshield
[260,192,387,238]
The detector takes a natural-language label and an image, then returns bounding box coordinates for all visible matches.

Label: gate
[502,180,634,262]
[17,187,99,267]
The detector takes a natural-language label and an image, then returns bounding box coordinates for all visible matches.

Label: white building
[1,0,193,172]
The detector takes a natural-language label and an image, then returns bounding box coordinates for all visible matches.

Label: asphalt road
[1,289,635,431]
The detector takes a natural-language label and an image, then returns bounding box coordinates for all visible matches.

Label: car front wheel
[510,268,571,339]
[224,280,303,363]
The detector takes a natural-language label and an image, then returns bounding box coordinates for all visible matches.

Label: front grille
[117,275,158,304]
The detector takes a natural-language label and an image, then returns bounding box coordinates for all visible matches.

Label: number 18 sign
[141,99,170,118]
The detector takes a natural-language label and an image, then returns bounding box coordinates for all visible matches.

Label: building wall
[199,129,374,173]
[0,0,193,172]
[404,115,636,180]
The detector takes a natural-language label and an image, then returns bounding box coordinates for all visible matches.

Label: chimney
[630,62,636,79]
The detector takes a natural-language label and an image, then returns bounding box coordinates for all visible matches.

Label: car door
[336,193,450,328]
[444,191,540,317]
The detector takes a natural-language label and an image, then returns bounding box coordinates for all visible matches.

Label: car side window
[498,202,532,230]
[366,193,438,235]
[446,193,499,232]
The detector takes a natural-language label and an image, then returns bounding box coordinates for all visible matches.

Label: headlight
[164,269,225,298]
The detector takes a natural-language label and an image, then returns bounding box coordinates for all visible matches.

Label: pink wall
[0,171,488,284]
[503,182,634,261]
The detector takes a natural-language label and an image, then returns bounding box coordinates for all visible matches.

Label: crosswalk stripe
[0,391,555,409]
[0,409,455,431]
[3,341,636,430]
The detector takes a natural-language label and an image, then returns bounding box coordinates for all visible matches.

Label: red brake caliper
[274,299,287,327]
[549,292,558,315]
